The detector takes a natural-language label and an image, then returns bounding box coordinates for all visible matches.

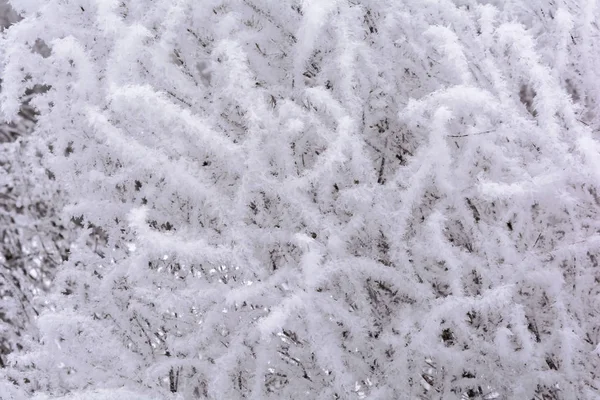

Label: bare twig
[447,129,495,138]
[377,138,387,184]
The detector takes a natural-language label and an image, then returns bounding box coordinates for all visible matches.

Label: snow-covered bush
[0,137,70,369]
[2,0,600,399]
[0,0,70,373]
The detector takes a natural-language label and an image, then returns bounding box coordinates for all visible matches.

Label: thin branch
[532,232,543,249]
[447,129,495,138]
[377,138,388,184]
[133,315,156,358]
[364,139,382,153]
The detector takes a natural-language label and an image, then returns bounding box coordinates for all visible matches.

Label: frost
[2,0,600,399]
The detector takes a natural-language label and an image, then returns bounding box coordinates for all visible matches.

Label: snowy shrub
[0,1,70,372]
[1,0,600,399]
[0,137,71,369]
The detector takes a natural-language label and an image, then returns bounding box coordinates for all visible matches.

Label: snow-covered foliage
[0,0,70,373]
[2,0,600,399]
[0,137,70,368]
